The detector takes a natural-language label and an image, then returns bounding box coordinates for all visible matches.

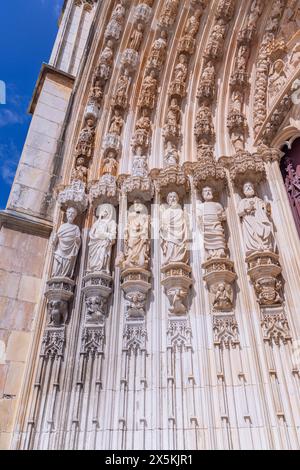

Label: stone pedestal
[44,277,75,327]
[83,272,113,323]
[203,258,236,312]
[121,268,151,319]
[161,262,192,315]
[246,251,283,307]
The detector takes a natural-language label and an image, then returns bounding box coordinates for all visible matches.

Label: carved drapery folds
[117,201,151,319]
[45,207,81,328]
[160,192,192,315]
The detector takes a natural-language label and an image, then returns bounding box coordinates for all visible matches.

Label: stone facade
[1,0,300,450]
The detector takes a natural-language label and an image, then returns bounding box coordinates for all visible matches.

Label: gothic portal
[1,0,300,450]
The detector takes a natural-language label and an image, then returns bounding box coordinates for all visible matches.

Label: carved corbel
[82,272,113,324]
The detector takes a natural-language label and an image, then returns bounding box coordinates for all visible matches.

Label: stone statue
[109,109,124,135]
[238,181,276,256]
[160,192,189,265]
[129,23,144,51]
[101,151,118,177]
[119,201,150,269]
[76,117,96,159]
[71,156,88,184]
[97,39,114,81]
[269,60,287,99]
[197,186,227,259]
[87,204,117,274]
[184,9,202,38]
[132,147,149,177]
[164,140,179,166]
[112,68,131,109]
[147,30,168,70]
[173,54,188,84]
[52,207,81,278]
[138,70,158,109]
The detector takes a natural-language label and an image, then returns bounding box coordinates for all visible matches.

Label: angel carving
[212,283,233,311]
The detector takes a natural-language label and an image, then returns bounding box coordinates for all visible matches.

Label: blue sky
[0,0,64,209]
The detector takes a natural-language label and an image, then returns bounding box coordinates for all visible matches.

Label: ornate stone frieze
[119,175,154,202]
[81,326,105,356]
[261,307,292,345]
[41,327,66,359]
[58,181,88,214]
[123,321,147,353]
[184,146,226,191]
[229,151,266,185]
[89,175,119,206]
[151,166,189,196]
[213,314,240,349]
[167,317,192,351]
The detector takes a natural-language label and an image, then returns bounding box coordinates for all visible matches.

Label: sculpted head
[167,192,179,207]
[97,203,115,221]
[202,186,214,202]
[76,156,85,167]
[243,181,255,198]
[161,30,168,40]
[86,116,95,127]
[66,207,78,224]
